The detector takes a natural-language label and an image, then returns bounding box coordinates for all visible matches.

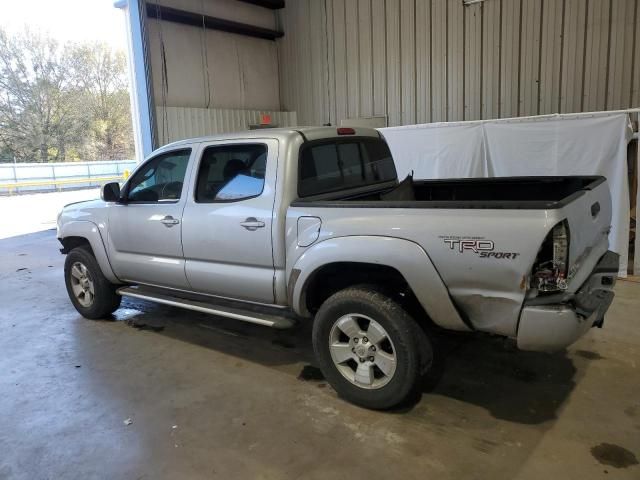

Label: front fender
[58,220,120,284]
[290,236,470,332]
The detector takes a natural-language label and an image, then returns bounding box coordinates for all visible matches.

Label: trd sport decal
[439,235,520,260]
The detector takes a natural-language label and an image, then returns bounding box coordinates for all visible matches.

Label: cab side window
[195,144,267,202]
[127,149,191,203]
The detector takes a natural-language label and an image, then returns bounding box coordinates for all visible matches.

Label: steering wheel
[161,181,183,199]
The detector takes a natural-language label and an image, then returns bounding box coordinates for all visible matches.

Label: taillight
[552,221,569,272]
[531,221,570,293]
[337,127,355,135]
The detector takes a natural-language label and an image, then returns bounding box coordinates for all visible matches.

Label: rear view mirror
[101,182,121,202]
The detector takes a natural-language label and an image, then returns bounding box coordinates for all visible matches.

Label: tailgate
[547,178,613,292]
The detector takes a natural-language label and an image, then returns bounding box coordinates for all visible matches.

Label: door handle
[160,215,180,227]
[240,217,265,231]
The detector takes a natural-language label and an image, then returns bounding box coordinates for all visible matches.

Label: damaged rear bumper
[516,251,619,352]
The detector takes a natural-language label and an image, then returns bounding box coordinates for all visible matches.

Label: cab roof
[156,126,382,152]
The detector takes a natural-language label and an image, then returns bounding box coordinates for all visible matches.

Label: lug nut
[359,358,365,363]
[370,345,376,351]
[351,348,356,353]
[363,337,368,343]
[368,356,374,362]
[353,338,359,344]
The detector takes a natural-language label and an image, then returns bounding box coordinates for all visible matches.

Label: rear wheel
[312,286,433,409]
[64,246,121,319]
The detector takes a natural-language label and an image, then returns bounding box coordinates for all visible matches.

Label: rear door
[181,139,279,303]
[107,148,194,289]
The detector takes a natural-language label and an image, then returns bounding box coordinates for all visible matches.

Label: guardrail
[0,175,129,195]
[0,160,136,195]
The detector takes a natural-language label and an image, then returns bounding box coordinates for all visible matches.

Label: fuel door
[297,216,322,247]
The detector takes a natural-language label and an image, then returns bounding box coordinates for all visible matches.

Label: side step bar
[117,286,296,329]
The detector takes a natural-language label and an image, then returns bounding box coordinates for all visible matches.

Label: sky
[0,0,127,51]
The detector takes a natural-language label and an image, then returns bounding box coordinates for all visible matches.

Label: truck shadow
[417,332,577,424]
[115,298,317,365]
[116,298,577,425]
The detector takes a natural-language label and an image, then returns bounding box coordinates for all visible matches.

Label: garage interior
[1,0,640,478]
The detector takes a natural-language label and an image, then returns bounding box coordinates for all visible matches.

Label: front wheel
[64,246,121,319]
[312,286,433,410]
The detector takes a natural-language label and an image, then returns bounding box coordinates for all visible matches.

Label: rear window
[298,138,397,197]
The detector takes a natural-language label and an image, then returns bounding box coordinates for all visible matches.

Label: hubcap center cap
[355,345,368,358]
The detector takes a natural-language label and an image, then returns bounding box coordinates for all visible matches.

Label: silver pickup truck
[58,126,619,409]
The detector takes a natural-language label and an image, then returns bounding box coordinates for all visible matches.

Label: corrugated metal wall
[277,0,640,127]
[156,106,298,145]
[147,19,281,110]
[147,0,283,147]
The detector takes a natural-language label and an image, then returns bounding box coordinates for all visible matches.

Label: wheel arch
[60,236,92,254]
[58,220,120,284]
[289,236,470,332]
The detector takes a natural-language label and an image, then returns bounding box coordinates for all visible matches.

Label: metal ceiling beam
[145,3,284,41]
[235,0,285,9]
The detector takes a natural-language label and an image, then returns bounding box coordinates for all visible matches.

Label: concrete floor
[0,230,639,480]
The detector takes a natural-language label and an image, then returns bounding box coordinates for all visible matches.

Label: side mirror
[101,182,121,202]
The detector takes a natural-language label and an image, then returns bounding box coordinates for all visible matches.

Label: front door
[107,148,193,290]
[181,139,278,304]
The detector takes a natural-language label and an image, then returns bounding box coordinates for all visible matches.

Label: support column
[115,0,157,161]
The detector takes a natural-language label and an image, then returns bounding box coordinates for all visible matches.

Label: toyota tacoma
[57,126,619,409]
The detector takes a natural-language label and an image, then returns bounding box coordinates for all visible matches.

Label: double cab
[58,126,619,409]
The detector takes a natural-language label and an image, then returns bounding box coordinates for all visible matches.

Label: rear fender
[289,236,470,331]
[59,220,120,284]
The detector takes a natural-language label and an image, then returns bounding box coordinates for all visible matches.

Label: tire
[64,246,121,319]
[312,285,433,410]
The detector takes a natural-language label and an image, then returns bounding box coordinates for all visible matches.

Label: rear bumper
[516,251,619,352]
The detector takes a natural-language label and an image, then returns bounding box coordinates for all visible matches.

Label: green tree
[0,28,133,162]
[71,43,133,160]
[0,29,87,162]
[0,147,13,163]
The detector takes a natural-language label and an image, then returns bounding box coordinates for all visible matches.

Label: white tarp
[381,112,634,276]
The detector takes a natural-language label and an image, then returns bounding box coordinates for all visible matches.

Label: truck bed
[292,176,605,210]
[287,173,612,338]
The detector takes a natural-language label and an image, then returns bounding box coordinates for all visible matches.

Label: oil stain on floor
[575,350,605,360]
[590,443,639,468]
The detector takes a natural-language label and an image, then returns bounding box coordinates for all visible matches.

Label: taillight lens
[552,221,569,273]
[531,221,570,293]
